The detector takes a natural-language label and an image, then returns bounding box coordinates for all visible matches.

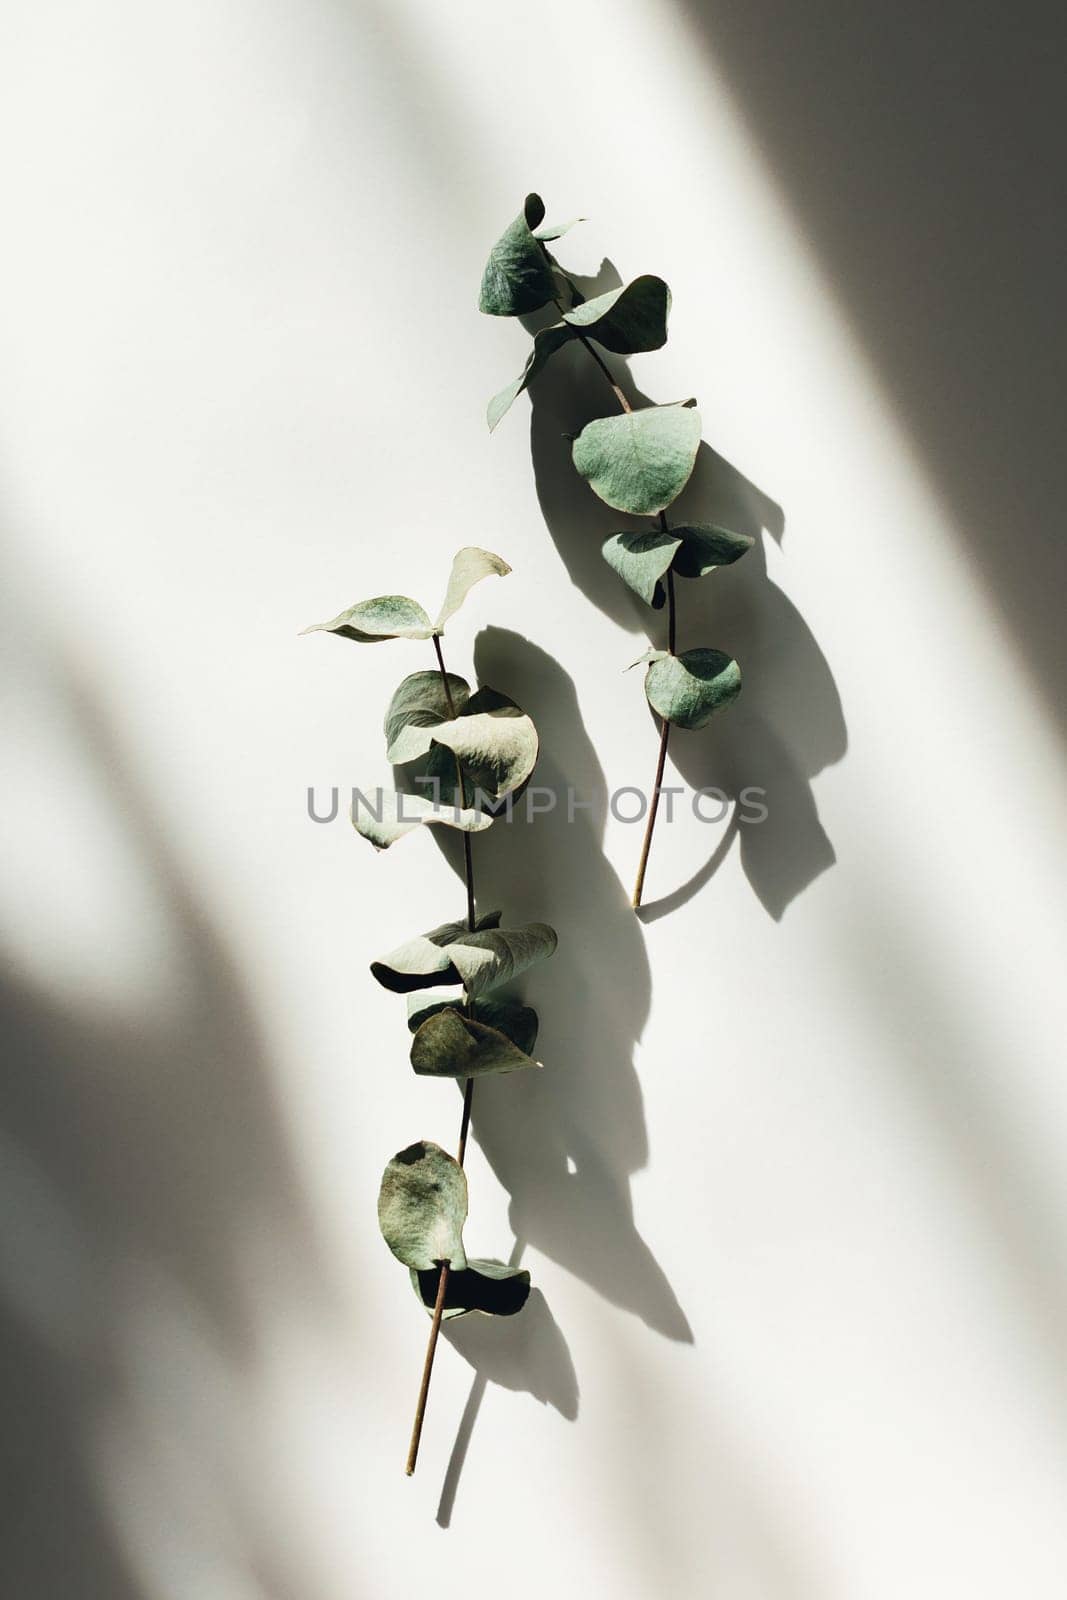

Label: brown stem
[405,1261,450,1476]
[632,549,676,910]
[406,633,482,1474]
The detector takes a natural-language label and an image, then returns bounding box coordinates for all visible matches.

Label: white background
[2,2,1066,1596]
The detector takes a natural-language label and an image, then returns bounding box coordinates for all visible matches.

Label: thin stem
[432,633,476,931]
[406,632,481,1475]
[551,292,632,413]
[632,535,677,910]
[632,721,670,910]
[405,1261,450,1476]
[552,276,679,905]
[457,1078,475,1166]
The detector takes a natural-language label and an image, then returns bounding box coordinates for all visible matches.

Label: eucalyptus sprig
[303,547,557,1473]
[481,195,754,907]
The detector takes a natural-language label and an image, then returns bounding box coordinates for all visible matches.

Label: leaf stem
[406,633,482,1475]
[404,1260,450,1476]
[552,277,679,906]
[432,633,477,932]
[632,536,676,910]
[551,291,632,413]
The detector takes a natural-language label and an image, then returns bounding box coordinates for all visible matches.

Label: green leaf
[479,194,557,317]
[410,1259,531,1319]
[377,1141,468,1271]
[371,916,556,997]
[602,529,681,608]
[603,521,754,607]
[409,1007,541,1078]
[387,676,538,804]
[429,687,539,803]
[370,910,502,993]
[446,922,558,997]
[435,547,511,628]
[670,523,755,578]
[562,275,671,355]
[644,647,742,730]
[300,594,435,643]
[384,671,470,765]
[407,994,539,1057]
[572,403,701,516]
[532,216,583,242]
[351,789,494,851]
[487,322,576,432]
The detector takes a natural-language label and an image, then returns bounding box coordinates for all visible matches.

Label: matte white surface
[2,2,1065,1596]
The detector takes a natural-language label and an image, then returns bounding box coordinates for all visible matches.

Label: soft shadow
[642,441,845,920]
[401,629,693,1514]
[674,0,1067,734]
[520,276,846,918]
[435,1238,578,1529]
[0,645,331,1596]
[435,629,692,1344]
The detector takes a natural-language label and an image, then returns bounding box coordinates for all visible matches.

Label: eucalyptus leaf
[300,595,435,644]
[602,529,681,608]
[562,275,670,355]
[429,687,539,803]
[377,1141,468,1271]
[532,217,583,242]
[479,194,557,317]
[644,647,742,730]
[603,521,753,607]
[410,1007,541,1078]
[626,646,668,671]
[435,547,511,628]
[407,994,539,1057]
[445,922,558,997]
[351,789,494,851]
[488,322,576,432]
[670,523,755,577]
[572,403,701,516]
[410,1259,531,1319]
[371,917,556,996]
[371,910,502,994]
[384,671,470,765]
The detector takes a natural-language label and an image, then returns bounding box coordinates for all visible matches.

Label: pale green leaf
[487,322,576,432]
[370,910,502,994]
[572,403,702,516]
[410,1259,531,1319]
[430,687,539,803]
[300,594,434,643]
[407,994,539,1057]
[671,523,755,578]
[644,647,742,730]
[532,216,583,242]
[562,275,670,355]
[445,922,558,997]
[603,521,753,607]
[377,1141,468,1271]
[409,1007,541,1078]
[384,671,470,765]
[351,789,494,851]
[371,916,555,997]
[602,529,681,608]
[435,546,511,628]
[479,194,556,317]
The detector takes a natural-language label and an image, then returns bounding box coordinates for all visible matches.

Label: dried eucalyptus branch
[480,195,753,907]
[303,548,557,1473]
